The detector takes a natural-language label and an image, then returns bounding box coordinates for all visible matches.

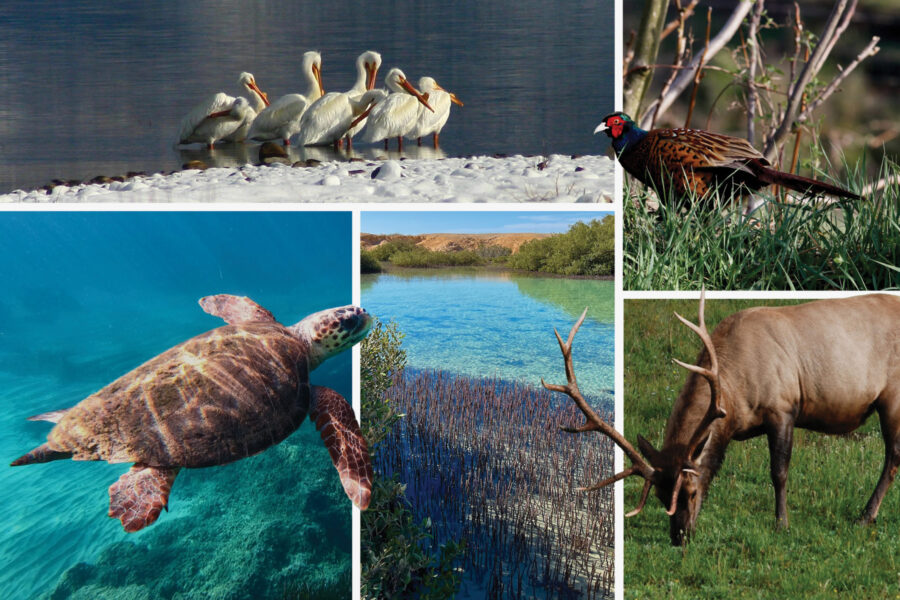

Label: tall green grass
[624,299,900,599]
[623,157,900,290]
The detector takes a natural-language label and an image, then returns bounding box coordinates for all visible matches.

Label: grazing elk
[543,293,900,546]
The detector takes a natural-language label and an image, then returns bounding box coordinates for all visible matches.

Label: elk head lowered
[547,292,900,547]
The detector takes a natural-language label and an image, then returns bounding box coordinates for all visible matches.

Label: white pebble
[372,160,402,181]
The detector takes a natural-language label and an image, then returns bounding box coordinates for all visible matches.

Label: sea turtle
[11,294,374,532]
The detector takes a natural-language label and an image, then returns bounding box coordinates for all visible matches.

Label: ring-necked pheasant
[595,112,860,205]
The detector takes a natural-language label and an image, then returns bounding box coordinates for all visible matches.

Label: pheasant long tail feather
[752,161,860,200]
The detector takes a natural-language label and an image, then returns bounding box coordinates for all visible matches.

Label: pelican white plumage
[177,95,253,148]
[177,72,270,148]
[359,68,434,150]
[222,72,270,142]
[295,50,382,148]
[248,51,324,145]
[405,77,463,147]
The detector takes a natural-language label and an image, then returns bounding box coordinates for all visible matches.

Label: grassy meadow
[624,298,900,599]
[623,157,900,291]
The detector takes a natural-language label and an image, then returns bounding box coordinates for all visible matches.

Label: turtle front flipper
[198,294,277,325]
[309,386,373,510]
[108,464,181,532]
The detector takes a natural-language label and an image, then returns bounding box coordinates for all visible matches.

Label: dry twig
[640,2,753,128]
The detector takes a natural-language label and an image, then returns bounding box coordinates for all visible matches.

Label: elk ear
[637,434,662,466]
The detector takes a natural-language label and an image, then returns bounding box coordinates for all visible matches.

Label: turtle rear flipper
[309,386,373,510]
[198,294,277,325]
[10,443,72,466]
[108,464,181,532]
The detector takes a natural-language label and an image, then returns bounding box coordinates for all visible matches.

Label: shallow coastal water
[362,268,615,596]
[361,268,614,401]
[1,0,614,193]
[1,212,353,599]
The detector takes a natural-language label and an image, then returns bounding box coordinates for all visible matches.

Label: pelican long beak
[313,63,325,97]
[400,77,434,112]
[249,81,270,106]
[593,123,609,135]
[348,103,375,131]
[434,82,464,107]
[365,62,379,90]
[206,109,231,119]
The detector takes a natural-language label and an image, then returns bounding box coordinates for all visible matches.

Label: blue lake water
[0,212,353,599]
[361,269,614,401]
[1,0,614,193]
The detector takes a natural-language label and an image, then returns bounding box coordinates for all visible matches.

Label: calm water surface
[1,0,614,193]
[0,212,352,599]
[361,269,614,401]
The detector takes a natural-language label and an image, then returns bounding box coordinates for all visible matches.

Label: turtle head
[289,305,372,369]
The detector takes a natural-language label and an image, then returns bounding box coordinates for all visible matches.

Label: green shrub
[360,250,382,274]
[390,248,484,268]
[508,216,615,276]
[476,244,512,260]
[369,239,421,262]
[360,319,462,600]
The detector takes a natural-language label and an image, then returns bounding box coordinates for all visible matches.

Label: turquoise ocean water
[361,269,614,402]
[1,212,352,599]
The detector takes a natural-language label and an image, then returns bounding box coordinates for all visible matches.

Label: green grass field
[624,298,900,599]
[623,158,900,291]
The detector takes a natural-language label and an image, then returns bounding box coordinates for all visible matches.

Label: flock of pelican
[177,50,463,152]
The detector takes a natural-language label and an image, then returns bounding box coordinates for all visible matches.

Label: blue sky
[361,211,611,235]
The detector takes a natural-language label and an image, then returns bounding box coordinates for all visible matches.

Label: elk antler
[667,289,727,515]
[541,308,657,517]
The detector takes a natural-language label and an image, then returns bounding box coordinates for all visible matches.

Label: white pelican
[248,51,324,145]
[295,50,382,149]
[222,72,270,143]
[177,72,269,148]
[177,95,253,149]
[405,77,463,147]
[359,68,434,150]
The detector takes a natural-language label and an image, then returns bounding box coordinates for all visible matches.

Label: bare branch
[787,3,804,97]
[624,0,670,118]
[684,7,712,128]
[745,0,765,144]
[652,0,691,129]
[623,29,637,77]
[861,173,900,197]
[639,1,753,128]
[661,0,699,40]
[805,36,880,116]
[762,0,861,159]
